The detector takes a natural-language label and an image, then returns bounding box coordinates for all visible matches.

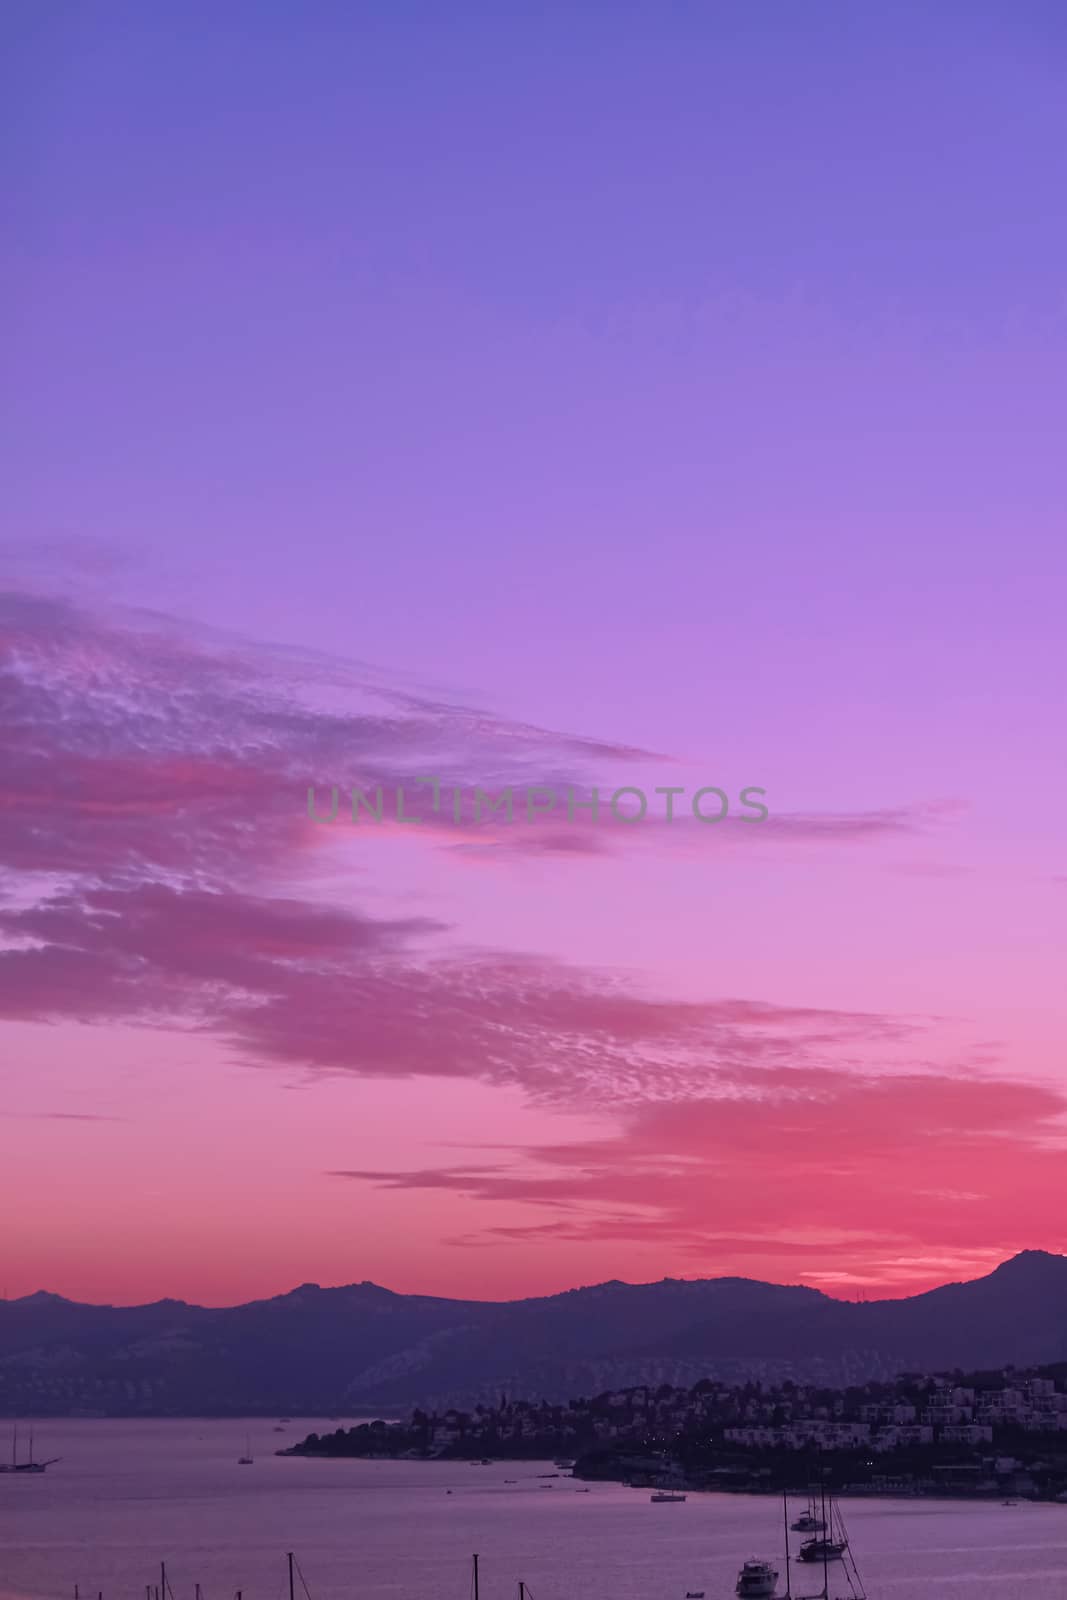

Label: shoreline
[276,1449,1067,1505]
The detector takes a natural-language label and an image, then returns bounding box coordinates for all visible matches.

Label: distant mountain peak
[990,1249,1066,1278]
[276,1279,395,1303]
[4,1250,1067,1420]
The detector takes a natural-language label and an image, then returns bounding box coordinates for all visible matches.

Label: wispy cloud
[333,1067,1067,1289]
[0,590,994,1248]
[0,1111,124,1122]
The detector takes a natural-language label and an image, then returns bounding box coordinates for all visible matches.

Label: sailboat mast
[473,1554,480,1600]
[820,1480,829,1600]
[288,1552,296,1600]
[782,1490,791,1600]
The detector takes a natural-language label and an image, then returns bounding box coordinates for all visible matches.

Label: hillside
[2,1252,1065,1416]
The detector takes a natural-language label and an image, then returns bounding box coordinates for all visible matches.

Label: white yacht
[735,1559,778,1598]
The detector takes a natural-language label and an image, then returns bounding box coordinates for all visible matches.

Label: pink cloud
[336,1067,1067,1293]
[1,588,1023,1298]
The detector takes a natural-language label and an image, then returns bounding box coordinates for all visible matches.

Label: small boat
[736,1561,778,1599]
[238,1434,254,1464]
[650,1490,686,1503]
[686,1591,705,1597]
[798,1537,847,1564]
[790,1510,826,1533]
[0,1428,59,1474]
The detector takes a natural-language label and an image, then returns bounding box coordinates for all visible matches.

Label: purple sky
[3,4,1067,1304]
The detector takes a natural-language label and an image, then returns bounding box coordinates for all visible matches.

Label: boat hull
[736,1564,779,1598]
[798,1542,846,1563]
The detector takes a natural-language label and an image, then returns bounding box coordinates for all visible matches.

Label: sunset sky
[3,4,1066,1307]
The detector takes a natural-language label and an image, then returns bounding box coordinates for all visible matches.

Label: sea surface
[1,1419,1066,1600]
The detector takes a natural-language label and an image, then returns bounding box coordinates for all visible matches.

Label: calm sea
[1,1420,1066,1600]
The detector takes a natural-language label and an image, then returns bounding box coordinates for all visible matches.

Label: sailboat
[238,1435,254,1464]
[791,1491,827,1533]
[798,1537,847,1565]
[737,1487,866,1600]
[793,1484,866,1600]
[0,1426,60,1474]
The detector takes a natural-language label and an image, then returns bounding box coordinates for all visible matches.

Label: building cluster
[292,1364,1067,1499]
[721,1374,1067,1454]
[336,1367,1067,1462]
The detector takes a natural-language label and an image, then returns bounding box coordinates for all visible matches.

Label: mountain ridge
[2,1251,1065,1417]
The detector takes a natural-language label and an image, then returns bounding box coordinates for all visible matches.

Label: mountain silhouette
[2,1252,1065,1416]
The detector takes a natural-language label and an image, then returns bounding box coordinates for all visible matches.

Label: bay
[2,1421,1066,1600]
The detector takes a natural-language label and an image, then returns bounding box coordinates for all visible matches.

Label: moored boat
[0,1428,59,1475]
[650,1489,686,1502]
[798,1536,847,1564]
[741,1488,867,1600]
[735,1558,778,1598]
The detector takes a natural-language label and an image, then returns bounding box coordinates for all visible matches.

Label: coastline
[277,1446,1067,1505]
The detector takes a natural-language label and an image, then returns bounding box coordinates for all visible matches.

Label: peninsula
[281,1363,1067,1501]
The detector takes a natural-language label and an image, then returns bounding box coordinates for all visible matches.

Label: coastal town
[286,1365,1067,1501]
